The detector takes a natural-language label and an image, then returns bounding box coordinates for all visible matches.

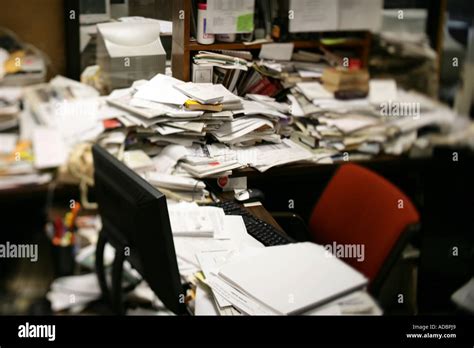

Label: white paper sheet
[259,43,294,61]
[338,0,383,31]
[206,0,255,34]
[32,127,67,169]
[134,74,188,106]
[289,0,338,33]
[0,134,17,154]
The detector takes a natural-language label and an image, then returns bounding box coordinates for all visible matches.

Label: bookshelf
[171,0,372,81]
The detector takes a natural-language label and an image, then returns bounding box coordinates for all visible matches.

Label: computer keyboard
[210,201,293,247]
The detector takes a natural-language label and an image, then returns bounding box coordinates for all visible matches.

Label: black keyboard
[210,201,293,247]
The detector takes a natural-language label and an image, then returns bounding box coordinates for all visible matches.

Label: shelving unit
[171,0,372,81]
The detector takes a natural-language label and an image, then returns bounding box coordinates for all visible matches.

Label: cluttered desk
[1,56,471,315]
[90,145,380,316]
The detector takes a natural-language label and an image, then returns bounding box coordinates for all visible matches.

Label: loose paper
[289,0,338,33]
[206,0,255,34]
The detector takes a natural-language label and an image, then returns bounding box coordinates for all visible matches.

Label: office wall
[0,0,66,76]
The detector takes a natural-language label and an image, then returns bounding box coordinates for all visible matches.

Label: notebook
[218,242,368,315]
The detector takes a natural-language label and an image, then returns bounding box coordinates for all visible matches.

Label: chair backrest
[308,163,420,287]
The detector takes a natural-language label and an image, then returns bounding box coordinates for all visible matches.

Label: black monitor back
[92,144,185,314]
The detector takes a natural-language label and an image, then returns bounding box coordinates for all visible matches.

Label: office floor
[0,233,53,315]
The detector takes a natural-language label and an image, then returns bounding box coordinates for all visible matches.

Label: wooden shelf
[171,0,372,81]
[187,38,368,52]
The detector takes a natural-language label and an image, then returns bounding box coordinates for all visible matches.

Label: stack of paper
[167,202,227,238]
[289,79,457,158]
[0,87,22,131]
[0,133,53,191]
[193,51,249,71]
[106,74,245,149]
[207,242,368,315]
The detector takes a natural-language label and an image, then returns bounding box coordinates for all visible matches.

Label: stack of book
[321,68,369,94]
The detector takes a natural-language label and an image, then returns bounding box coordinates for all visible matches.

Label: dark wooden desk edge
[215,191,286,236]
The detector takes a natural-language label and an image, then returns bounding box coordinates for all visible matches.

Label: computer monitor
[110,0,129,18]
[96,21,166,89]
[80,0,111,24]
[92,144,186,315]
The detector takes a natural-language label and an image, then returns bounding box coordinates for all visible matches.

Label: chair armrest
[270,212,311,242]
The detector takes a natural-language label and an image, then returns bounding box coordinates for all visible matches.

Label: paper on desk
[296,82,334,101]
[319,115,379,134]
[173,82,224,104]
[32,127,67,169]
[259,43,294,61]
[195,284,219,315]
[384,131,417,155]
[123,150,155,172]
[169,208,215,237]
[305,291,382,315]
[298,70,323,78]
[154,124,186,136]
[146,173,206,192]
[212,117,275,144]
[0,86,23,103]
[369,79,397,105]
[152,144,187,174]
[194,215,263,309]
[134,74,188,106]
[98,130,127,146]
[313,98,372,113]
[0,134,17,154]
[246,94,289,114]
[235,139,313,172]
[235,100,288,119]
[197,250,235,308]
[167,202,229,238]
[173,236,236,268]
[0,173,53,190]
[287,94,305,117]
[206,273,278,315]
[172,213,259,268]
[167,121,206,133]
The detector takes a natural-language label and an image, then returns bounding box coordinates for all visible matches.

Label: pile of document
[161,201,380,315]
[106,74,244,147]
[24,76,106,146]
[0,87,22,131]
[167,202,262,281]
[0,133,53,190]
[289,78,457,158]
[98,72,314,179]
[167,202,226,238]
[192,240,381,315]
[179,138,313,174]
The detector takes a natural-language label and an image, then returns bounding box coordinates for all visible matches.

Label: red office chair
[308,163,420,294]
